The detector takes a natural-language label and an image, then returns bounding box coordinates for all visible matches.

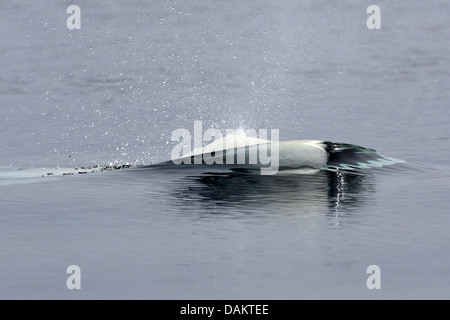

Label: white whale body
[170,134,403,174]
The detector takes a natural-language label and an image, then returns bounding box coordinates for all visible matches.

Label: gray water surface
[1,1,450,299]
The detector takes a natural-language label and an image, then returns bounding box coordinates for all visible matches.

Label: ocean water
[0,0,449,299]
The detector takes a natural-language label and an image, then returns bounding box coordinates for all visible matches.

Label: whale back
[156,136,404,174]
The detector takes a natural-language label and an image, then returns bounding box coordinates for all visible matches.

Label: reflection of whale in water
[151,135,404,175]
[167,169,375,217]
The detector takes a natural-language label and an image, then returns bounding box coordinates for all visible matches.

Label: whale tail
[321,142,404,172]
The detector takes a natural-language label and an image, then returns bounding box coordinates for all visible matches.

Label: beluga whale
[163,133,404,175]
